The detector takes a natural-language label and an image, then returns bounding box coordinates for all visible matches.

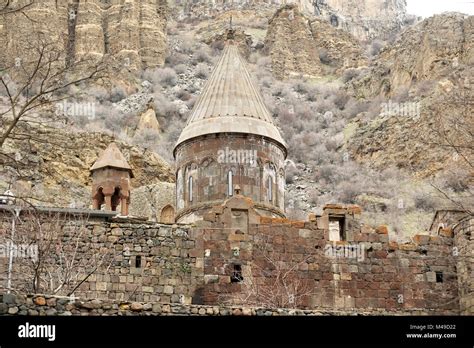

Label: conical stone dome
[90,143,133,177]
[174,43,286,155]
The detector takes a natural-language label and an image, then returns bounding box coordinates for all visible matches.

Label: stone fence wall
[0,203,471,315]
[0,211,200,304]
[0,293,450,316]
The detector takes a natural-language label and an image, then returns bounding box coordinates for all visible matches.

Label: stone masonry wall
[174,134,286,222]
[72,219,199,303]
[192,199,462,314]
[0,202,471,315]
[0,293,449,316]
[0,212,200,304]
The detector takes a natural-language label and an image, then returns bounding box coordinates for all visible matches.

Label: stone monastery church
[0,31,472,315]
[92,32,288,224]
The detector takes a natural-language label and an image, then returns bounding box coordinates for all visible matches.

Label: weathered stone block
[426,272,436,282]
[400,243,417,251]
[291,221,305,228]
[96,282,108,291]
[152,303,162,313]
[232,308,242,315]
[131,302,143,311]
[204,275,219,284]
[219,276,231,284]
[28,309,39,316]
[8,306,19,314]
[34,297,46,306]
[413,234,430,245]
[158,228,171,237]
[2,293,16,304]
[298,229,312,238]
[242,307,252,315]
[349,265,358,273]
[111,228,123,236]
[142,286,154,293]
[341,273,352,281]
[45,308,57,316]
[0,303,8,315]
[228,233,246,241]
[107,235,119,243]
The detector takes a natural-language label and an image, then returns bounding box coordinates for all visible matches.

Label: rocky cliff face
[265,5,366,79]
[348,13,473,98]
[346,13,473,177]
[265,5,322,79]
[173,0,411,41]
[0,0,168,72]
[171,0,314,19]
[0,122,174,209]
[314,0,412,41]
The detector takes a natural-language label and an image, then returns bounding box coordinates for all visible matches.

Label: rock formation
[129,183,176,220]
[137,104,161,133]
[265,5,366,79]
[174,0,411,41]
[0,0,168,72]
[0,122,174,209]
[265,5,322,79]
[309,18,368,72]
[346,13,473,177]
[314,0,412,41]
[347,13,473,98]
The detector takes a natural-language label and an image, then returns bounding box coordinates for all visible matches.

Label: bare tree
[0,32,107,206]
[423,73,473,215]
[219,235,316,308]
[0,34,107,148]
[0,0,34,15]
[0,208,114,296]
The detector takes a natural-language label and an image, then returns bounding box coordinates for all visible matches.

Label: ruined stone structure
[90,143,133,216]
[173,32,287,223]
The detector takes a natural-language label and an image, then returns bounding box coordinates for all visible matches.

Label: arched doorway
[160,205,175,224]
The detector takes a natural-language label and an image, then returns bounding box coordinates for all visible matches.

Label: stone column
[92,197,100,210]
[121,198,129,216]
[104,195,112,211]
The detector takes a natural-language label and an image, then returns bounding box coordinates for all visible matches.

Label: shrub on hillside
[176,89,192,101]
[342,68,360,83]
[174,64,187,74]
[319,49,331,65]
[165,52,189,66]
[144,68,177,87]
[195,63,210,79]
[192,47,212,65]
[110,86,127,103]
[369,40,385,57]
[180,38,194,54]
